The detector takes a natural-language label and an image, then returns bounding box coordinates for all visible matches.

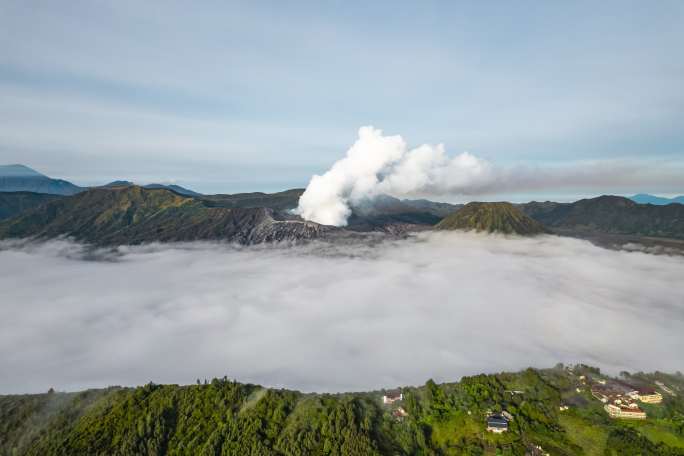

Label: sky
[1,233,683,394]
[1,1,683,197]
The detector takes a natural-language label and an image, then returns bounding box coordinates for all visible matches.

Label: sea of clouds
[1,233,683,394]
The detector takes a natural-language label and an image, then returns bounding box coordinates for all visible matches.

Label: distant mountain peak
[144,183,202,196]
[629,193,684,205]
[0,165,82,195]
[0,164,46,178]
[104,180,135,187]
[436,201,547,235]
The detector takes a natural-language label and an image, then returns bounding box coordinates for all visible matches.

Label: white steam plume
[296,126,494,226]
[295,126,684,226]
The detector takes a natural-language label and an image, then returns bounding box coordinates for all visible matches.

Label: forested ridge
[2,366,684,455]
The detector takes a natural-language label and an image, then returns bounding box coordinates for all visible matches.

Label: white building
[604,403,646,419]
[383,389,403,404]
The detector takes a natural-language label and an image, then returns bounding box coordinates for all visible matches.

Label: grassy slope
[559,413,608,455]
[201,189,304,210]
[435,202,547,235]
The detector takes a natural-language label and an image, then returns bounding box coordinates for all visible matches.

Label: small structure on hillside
[383,388,403,404]
[629,387,663,404]
[392,407,409,419]
[486,414,509,433]
[604,403,646,419]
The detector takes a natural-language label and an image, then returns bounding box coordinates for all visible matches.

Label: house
[486,414,509,433]
[383,389,403,404]
[604,403,646,419]
[612,380,639,397]
[633,388,663,404]
[392,407,409,419]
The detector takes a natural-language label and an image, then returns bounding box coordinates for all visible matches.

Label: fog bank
[1,233,682,394]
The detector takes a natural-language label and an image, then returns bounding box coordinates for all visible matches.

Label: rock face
[435,202,547,235]
[519,195,684,239]
[0,164,83,195]
[0,186,330,245]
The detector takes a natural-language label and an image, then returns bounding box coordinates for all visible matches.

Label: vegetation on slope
[519,196,684,239]
[0,186,327,245]
[2,365,683,455]
[0,192,63,221]
[202,189,305,210]
[435,202,548,235]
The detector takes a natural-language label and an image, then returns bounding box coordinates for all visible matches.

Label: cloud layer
[1,234,683,394]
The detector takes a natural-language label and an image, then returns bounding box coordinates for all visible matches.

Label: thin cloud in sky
[1,234,682,394]
[0,1,683,194]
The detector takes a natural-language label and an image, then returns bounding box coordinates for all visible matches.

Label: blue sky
[0,0,682,197]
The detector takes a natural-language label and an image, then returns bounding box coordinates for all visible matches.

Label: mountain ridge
[519,195,684,239]
[0,186,329,245]
[630,193,684,205]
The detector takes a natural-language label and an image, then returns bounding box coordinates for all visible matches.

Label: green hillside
[202,188,304,210]
[436,202,548,235]
[0,186,327,245]
[519,196,684,239]
[1,366,683,455]
[0,192,63,221]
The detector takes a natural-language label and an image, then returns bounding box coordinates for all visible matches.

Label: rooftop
[487,415,509,427]
[384,389,401,399]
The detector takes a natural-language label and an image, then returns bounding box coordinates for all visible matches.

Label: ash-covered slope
[436,202,547,235]
[0,186,329,245]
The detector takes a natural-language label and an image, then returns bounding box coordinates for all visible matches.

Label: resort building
[486,414,509,433]
[383,389,403,404]
[630,388,663,404]
[604,403,647,419]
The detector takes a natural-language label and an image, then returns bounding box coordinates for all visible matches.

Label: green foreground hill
[436,202,548,235]
[1,365,683,456]
[0,186,327,245]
